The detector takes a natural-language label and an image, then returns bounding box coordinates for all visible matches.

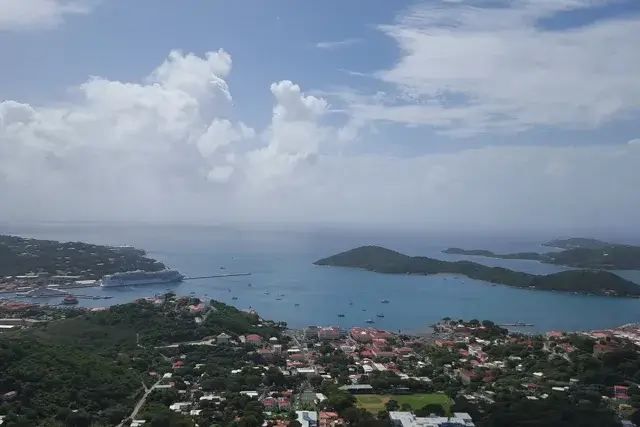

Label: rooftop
[389,412,475,427]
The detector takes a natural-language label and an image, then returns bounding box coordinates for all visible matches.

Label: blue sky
[1,0,639,231]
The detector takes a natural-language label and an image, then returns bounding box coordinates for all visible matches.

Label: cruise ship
[101,269,184,287]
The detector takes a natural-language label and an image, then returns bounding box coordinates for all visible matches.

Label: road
[154,337,216,349]
[117,378,163,427]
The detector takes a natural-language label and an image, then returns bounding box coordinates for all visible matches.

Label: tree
[385,399,399,411]
[415,404,445,417]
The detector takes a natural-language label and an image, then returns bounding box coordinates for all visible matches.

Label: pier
[184,273,251,280]
[500,323,535,327]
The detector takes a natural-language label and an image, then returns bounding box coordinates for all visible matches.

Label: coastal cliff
[315,246,640,297]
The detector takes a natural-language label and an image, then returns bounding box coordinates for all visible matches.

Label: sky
[1,0,639,233]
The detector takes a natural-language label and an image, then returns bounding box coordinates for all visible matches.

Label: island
[542,237,610,250]
[443,237,640,270]
[315,246,640,297]
[0,234,165,279]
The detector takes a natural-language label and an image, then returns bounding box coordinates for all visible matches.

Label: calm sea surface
[3,224,640,334]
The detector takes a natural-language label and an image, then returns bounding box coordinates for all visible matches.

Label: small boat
[294,303,300,307]
[276,297,282,301]
[264,291,270,295]
[248,283,252,287]
[377,313,384,318]
[361,308,367,312]
[365,319,374,324]
[338,314,346,317]
[220,267,226,270]
[348,301,353,306]
[232,297,238,300]
[381,299,390,304]
[62,296,78,305]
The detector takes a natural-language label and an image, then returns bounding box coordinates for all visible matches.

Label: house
[217,333,231,344]
[594,343,617,355]
[615,385,630,400]
[459,369,478,385]
[319,412,342,427]
[278,398,292,411]
[246,334,263,344]
[169,402,191,412]
[258,348,275,361]
[262,398,277,410]
[319,327,344,340]
[371,350,396,359]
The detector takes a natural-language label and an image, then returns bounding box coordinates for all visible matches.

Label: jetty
[500,323,535,327]
[184,273,251,280]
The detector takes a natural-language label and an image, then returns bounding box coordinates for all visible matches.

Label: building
[338,384,374,394]
[246,334,263,344]
[389,412,475,427]
[217,333,231,344]
[305,326,320,340]
[273,344,283,354]
[318,327,345,340]
[296,411,319,427]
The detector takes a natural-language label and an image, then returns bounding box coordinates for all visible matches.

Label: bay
[3,223,640,334]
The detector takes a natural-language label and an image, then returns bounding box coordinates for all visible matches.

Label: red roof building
[246,334,263,344]
[615,385,630,400]
[262,398,276,408]
[278,398,291,410]
[397,347,413,355]
[320,412,342,427]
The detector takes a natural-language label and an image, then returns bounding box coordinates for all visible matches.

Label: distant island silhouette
[443,237,640,270]
[315,245,640,297]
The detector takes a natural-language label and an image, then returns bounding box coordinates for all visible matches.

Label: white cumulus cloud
[1,49,640,231]
[0,0,96,31]
[344,0,640,136]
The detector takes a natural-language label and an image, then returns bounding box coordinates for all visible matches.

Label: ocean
[3,223,640,334]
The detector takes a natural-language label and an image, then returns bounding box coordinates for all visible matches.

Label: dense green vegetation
[0,235,165,279]
[443,248,547,261]
[315,246,640,297]
[444,237,640,270]
[0,297,286,427]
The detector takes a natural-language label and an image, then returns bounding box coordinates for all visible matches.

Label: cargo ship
[101,269,184,287]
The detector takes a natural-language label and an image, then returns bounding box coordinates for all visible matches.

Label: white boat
[101,269,184,287]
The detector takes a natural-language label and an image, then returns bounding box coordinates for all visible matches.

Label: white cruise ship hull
[101,277,183,287]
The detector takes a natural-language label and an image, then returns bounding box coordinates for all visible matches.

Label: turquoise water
[3,224,640,333]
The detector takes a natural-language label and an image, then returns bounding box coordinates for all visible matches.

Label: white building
[296,411,318,427]
[389,412,475,427]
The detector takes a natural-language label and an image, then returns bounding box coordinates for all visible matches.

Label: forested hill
[315,246,640,297]
[0,234,165,279]
[444,238,640,270]
[0,296,284,426]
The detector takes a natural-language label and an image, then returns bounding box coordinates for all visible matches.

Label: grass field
[355,393,452,414]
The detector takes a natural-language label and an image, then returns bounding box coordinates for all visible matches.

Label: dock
[184,273,251,280]
[500,323,535,327]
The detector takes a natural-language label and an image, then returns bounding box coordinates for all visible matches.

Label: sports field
[355,393,452,413]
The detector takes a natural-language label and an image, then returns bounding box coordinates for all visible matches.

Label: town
[2,293,639,427]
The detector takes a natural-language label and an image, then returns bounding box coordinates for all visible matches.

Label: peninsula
[0,234,165,279]
[315,246,640,297]
[443,237,640,270]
